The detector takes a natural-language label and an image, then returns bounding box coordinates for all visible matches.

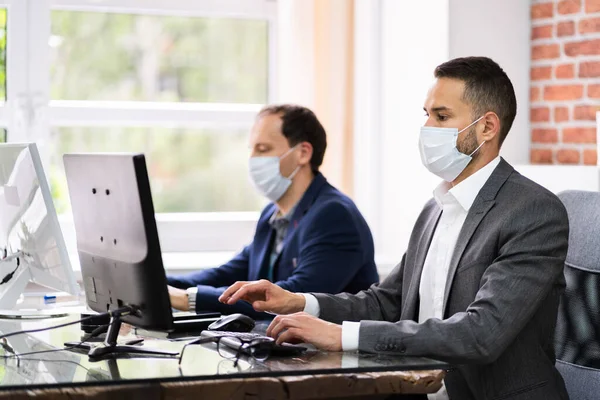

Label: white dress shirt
[302,157,501,399]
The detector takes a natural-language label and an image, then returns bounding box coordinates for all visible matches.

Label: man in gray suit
[220,57,570,400]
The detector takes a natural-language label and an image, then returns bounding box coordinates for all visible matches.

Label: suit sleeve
[191,285,275,319]
[312,198,439,325]
[312,254,406,324]
[167,245,250,290]
[356,196,569,364]
[274,202,373,295]
[168,246,277,319]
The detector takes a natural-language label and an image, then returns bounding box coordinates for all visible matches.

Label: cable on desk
[7,357,92,374]
[0,306,133,341]
[0,305,184,365]
[1,323,109,364]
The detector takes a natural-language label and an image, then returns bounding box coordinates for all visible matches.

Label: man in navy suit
[167,104,379,318]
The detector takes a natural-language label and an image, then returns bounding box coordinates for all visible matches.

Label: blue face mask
[248,146,300,202]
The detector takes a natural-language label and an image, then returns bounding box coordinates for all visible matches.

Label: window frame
[1,0,278,260]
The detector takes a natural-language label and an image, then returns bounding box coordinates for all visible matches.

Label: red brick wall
[530,0,600,165]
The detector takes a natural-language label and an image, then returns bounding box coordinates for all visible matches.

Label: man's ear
[480,111,501,142]
[298,142,313,166]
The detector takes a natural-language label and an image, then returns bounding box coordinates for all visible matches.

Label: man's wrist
[293,293,306,313]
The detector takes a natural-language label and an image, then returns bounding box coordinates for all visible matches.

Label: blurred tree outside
[0,9,5,101]
[49,126,266,214]
[0,8,6,143]
[50,12,268,102]
[48,11,269,213]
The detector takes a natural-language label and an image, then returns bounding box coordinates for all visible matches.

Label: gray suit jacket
[313,159,570,400]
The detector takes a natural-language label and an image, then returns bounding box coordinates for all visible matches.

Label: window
[0,4,9,136]
[47,9,270,215]
[49,126,265,214]
[0,8,5,102]
[50,12,269,103]
[1,0,277,259]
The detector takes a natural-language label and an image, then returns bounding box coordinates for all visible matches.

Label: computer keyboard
[206,331,267,341]
[201,330,307,356]
[171,312,221,335]
[173,311,220,321]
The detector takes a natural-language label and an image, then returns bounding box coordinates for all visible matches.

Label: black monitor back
[63,153,173,331]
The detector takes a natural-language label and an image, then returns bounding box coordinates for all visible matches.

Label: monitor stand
[87,313,179,360]
[0,255,80,320]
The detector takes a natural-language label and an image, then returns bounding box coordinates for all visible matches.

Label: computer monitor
[0,143,78,311]
[63,153,178,358]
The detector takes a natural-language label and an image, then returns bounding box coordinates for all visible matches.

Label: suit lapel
[280,173,328,251]
[401,205,442,320]
[263,173,329,277]
[250,209,277,282]
[441,199,495,314]
[441,158,514,315]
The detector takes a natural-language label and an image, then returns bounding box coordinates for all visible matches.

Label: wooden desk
[0,370,444,399]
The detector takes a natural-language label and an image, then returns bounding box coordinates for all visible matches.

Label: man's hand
[267,312,342,351]
[168,285,189,311]
[218,280,305,315]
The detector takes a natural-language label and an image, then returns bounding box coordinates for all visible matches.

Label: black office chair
[555,190,600,400]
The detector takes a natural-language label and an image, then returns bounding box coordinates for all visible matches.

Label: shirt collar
[269,202,298,226]
[433,156,501,212]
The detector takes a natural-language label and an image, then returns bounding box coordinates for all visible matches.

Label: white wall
[354,1,598,278]
[374,0,450,271]
[353,0,383,245]
[276,0,315,106]
[448,0,531,164]
[516,165,600,193]
[355,0,532,274]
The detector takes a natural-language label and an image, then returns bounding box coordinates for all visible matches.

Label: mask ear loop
[468,140,486,157]
[280,144,299,160]
[281,144,301,180]
[459,115,486,157]
[287,165,301,180]
[458,115,485,135]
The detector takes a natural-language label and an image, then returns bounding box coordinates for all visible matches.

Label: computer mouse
[207,313,255,332]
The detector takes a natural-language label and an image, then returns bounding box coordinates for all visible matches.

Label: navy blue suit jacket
[167,173,379,319]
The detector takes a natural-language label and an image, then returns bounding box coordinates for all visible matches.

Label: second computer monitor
[0,143,78,310]
[63,153,173,331]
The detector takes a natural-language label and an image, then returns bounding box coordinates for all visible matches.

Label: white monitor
[0,143,78,311]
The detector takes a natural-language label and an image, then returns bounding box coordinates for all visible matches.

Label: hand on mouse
[219,280,305,315]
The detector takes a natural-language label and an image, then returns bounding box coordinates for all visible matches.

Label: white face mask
[248,145,300,202]
[418,116,485,182]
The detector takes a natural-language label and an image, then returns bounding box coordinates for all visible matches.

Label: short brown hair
[434,57,517,146]
[259,104,327,172]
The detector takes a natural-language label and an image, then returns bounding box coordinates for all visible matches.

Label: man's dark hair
[259,104,327,172]
[434,56,517,147]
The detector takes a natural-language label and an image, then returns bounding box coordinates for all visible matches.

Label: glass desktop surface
[0,316,448,389]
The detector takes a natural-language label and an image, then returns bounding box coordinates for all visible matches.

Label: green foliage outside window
[48,11,269,213]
